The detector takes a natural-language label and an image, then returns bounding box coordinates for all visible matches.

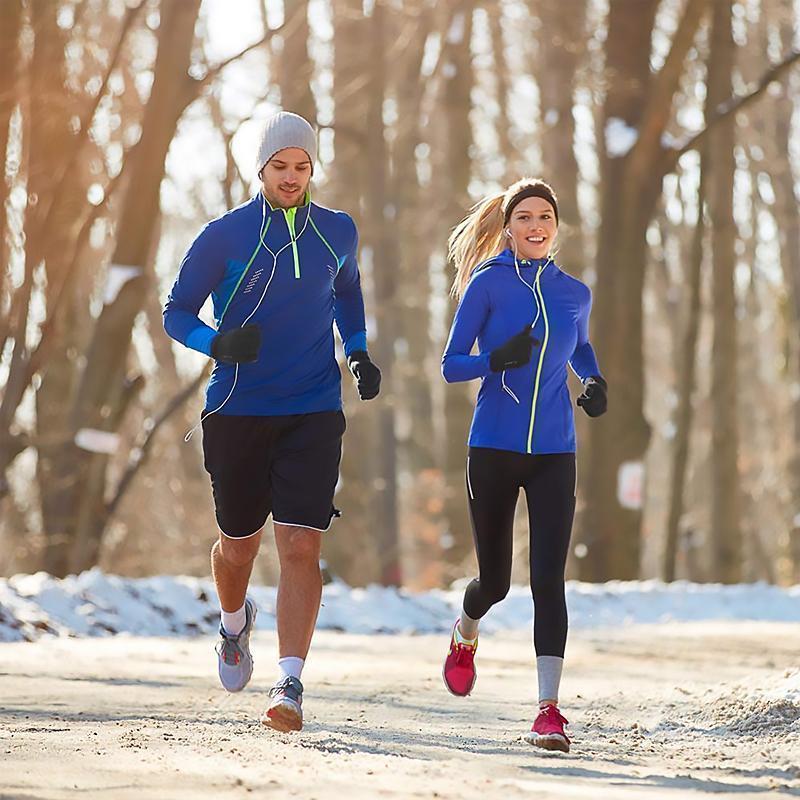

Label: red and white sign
[617,461,644,510]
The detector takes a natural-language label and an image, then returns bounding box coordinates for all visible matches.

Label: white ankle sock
[537,655,564,704]
[221,603,247,636]
[278,656,305,681]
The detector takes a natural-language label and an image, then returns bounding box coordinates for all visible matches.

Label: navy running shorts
[201,410,345,537]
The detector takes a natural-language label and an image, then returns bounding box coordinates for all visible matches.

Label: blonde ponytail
[448,193,506,299]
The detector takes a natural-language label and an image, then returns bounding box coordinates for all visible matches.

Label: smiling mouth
[526,236,546,244]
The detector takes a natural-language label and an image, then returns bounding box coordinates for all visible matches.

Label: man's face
[260,147,312,208]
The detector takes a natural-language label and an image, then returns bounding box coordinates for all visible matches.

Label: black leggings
[463,447,576,657]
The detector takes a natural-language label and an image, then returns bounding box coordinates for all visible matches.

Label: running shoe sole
[523,731,570,753]
[261,700,303,732]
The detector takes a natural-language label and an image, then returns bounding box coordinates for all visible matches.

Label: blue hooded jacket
[163,193,367,416]
[442,249,601,455]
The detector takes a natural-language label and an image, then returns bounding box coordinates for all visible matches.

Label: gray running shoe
[262,675,304,732]
[215,597,257,693]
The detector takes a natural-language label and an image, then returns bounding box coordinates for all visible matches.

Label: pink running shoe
[524,704,570,752]
[442,622,478,697]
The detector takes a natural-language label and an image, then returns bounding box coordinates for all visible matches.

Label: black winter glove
[211,324,262,364]
[489,325,541,372]
[347,350,381,400]
[577,375,607,417]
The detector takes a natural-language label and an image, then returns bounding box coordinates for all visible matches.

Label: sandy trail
[1,623,798,799]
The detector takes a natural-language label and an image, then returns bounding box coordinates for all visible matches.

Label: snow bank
[652,668,800,739]
[1,570,798,644]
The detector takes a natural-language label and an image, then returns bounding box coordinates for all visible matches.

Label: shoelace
[539,704,568,727]
[216,636,242,666]
[452,642,476,666]
[269,677,302,702]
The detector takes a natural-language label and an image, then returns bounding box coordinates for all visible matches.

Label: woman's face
[506,196,558,261]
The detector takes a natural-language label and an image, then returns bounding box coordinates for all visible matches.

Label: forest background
[1,0,799,590]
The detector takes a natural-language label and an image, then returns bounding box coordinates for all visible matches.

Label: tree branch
[628,0,710,180]
[663,49,800,173]
[26,150,134,382]
[191,23,285,95]
[103,364,211,521]
[40,2,145,237]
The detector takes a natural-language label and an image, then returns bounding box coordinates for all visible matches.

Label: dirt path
[1,623,799,799]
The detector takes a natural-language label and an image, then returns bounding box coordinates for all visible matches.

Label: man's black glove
[211,324,262,364]
[347,350,381,400]
[577,375,607,417]
[489,325,540,372]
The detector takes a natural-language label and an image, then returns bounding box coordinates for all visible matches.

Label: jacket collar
[259,189,312,214]
[494,248,559,278]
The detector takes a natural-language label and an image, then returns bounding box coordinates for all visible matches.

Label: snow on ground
[1,568,798,644]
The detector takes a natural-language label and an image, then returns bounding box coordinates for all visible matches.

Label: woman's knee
[476,575,511,605]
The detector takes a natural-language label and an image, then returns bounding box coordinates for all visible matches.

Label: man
[163,111,381,731]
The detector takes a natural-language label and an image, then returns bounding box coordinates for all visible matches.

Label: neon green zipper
[283,207,300,278]
[526,266,549,454]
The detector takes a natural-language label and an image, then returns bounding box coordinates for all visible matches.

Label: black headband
[503,186,559,226]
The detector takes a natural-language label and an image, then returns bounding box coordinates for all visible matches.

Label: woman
[441,178,606,752]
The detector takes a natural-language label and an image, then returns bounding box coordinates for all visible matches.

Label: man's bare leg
[211,529,263,613]
[274,523,322,659]
[262,523,322,731]
[212,529,262,693]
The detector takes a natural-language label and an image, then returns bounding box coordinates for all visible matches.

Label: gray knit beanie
[256,112,317,177]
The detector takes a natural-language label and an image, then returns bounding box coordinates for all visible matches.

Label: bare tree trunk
[771,0,800,582]
[0,0,22,315]
[41,0,203,576]
[536,0,587,277]
[390,1,443,586]
[488,0,515,184]
[326,0,378,586]
[363,1,401,586]
[706,0,741,583]
[0,1,72,508]
[579,0,660,580]
[663,163,706,580]
[277,0,316,123]
[439,0,476,575]
[580,0,709,580]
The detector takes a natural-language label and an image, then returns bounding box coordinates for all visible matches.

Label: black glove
[577,375,607,417]
[211,324,262,364]
[489,325,540,372]
[347,350,381,400]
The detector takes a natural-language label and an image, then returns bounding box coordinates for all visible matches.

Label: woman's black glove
[347,350,381,400]
[489,325,540,372]
[577,375,607,417]
[211,324,262,364]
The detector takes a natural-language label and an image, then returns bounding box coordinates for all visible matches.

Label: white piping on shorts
[272,518,335,533]
[220,525,264,540]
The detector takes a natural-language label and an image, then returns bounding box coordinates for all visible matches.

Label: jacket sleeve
[162,222,226,357]
[568,284,601,381]
[333,217,368,357]
[441,276,492,382]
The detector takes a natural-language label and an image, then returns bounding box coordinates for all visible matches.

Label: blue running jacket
[442,249,602,454]
[163,193,367,416]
